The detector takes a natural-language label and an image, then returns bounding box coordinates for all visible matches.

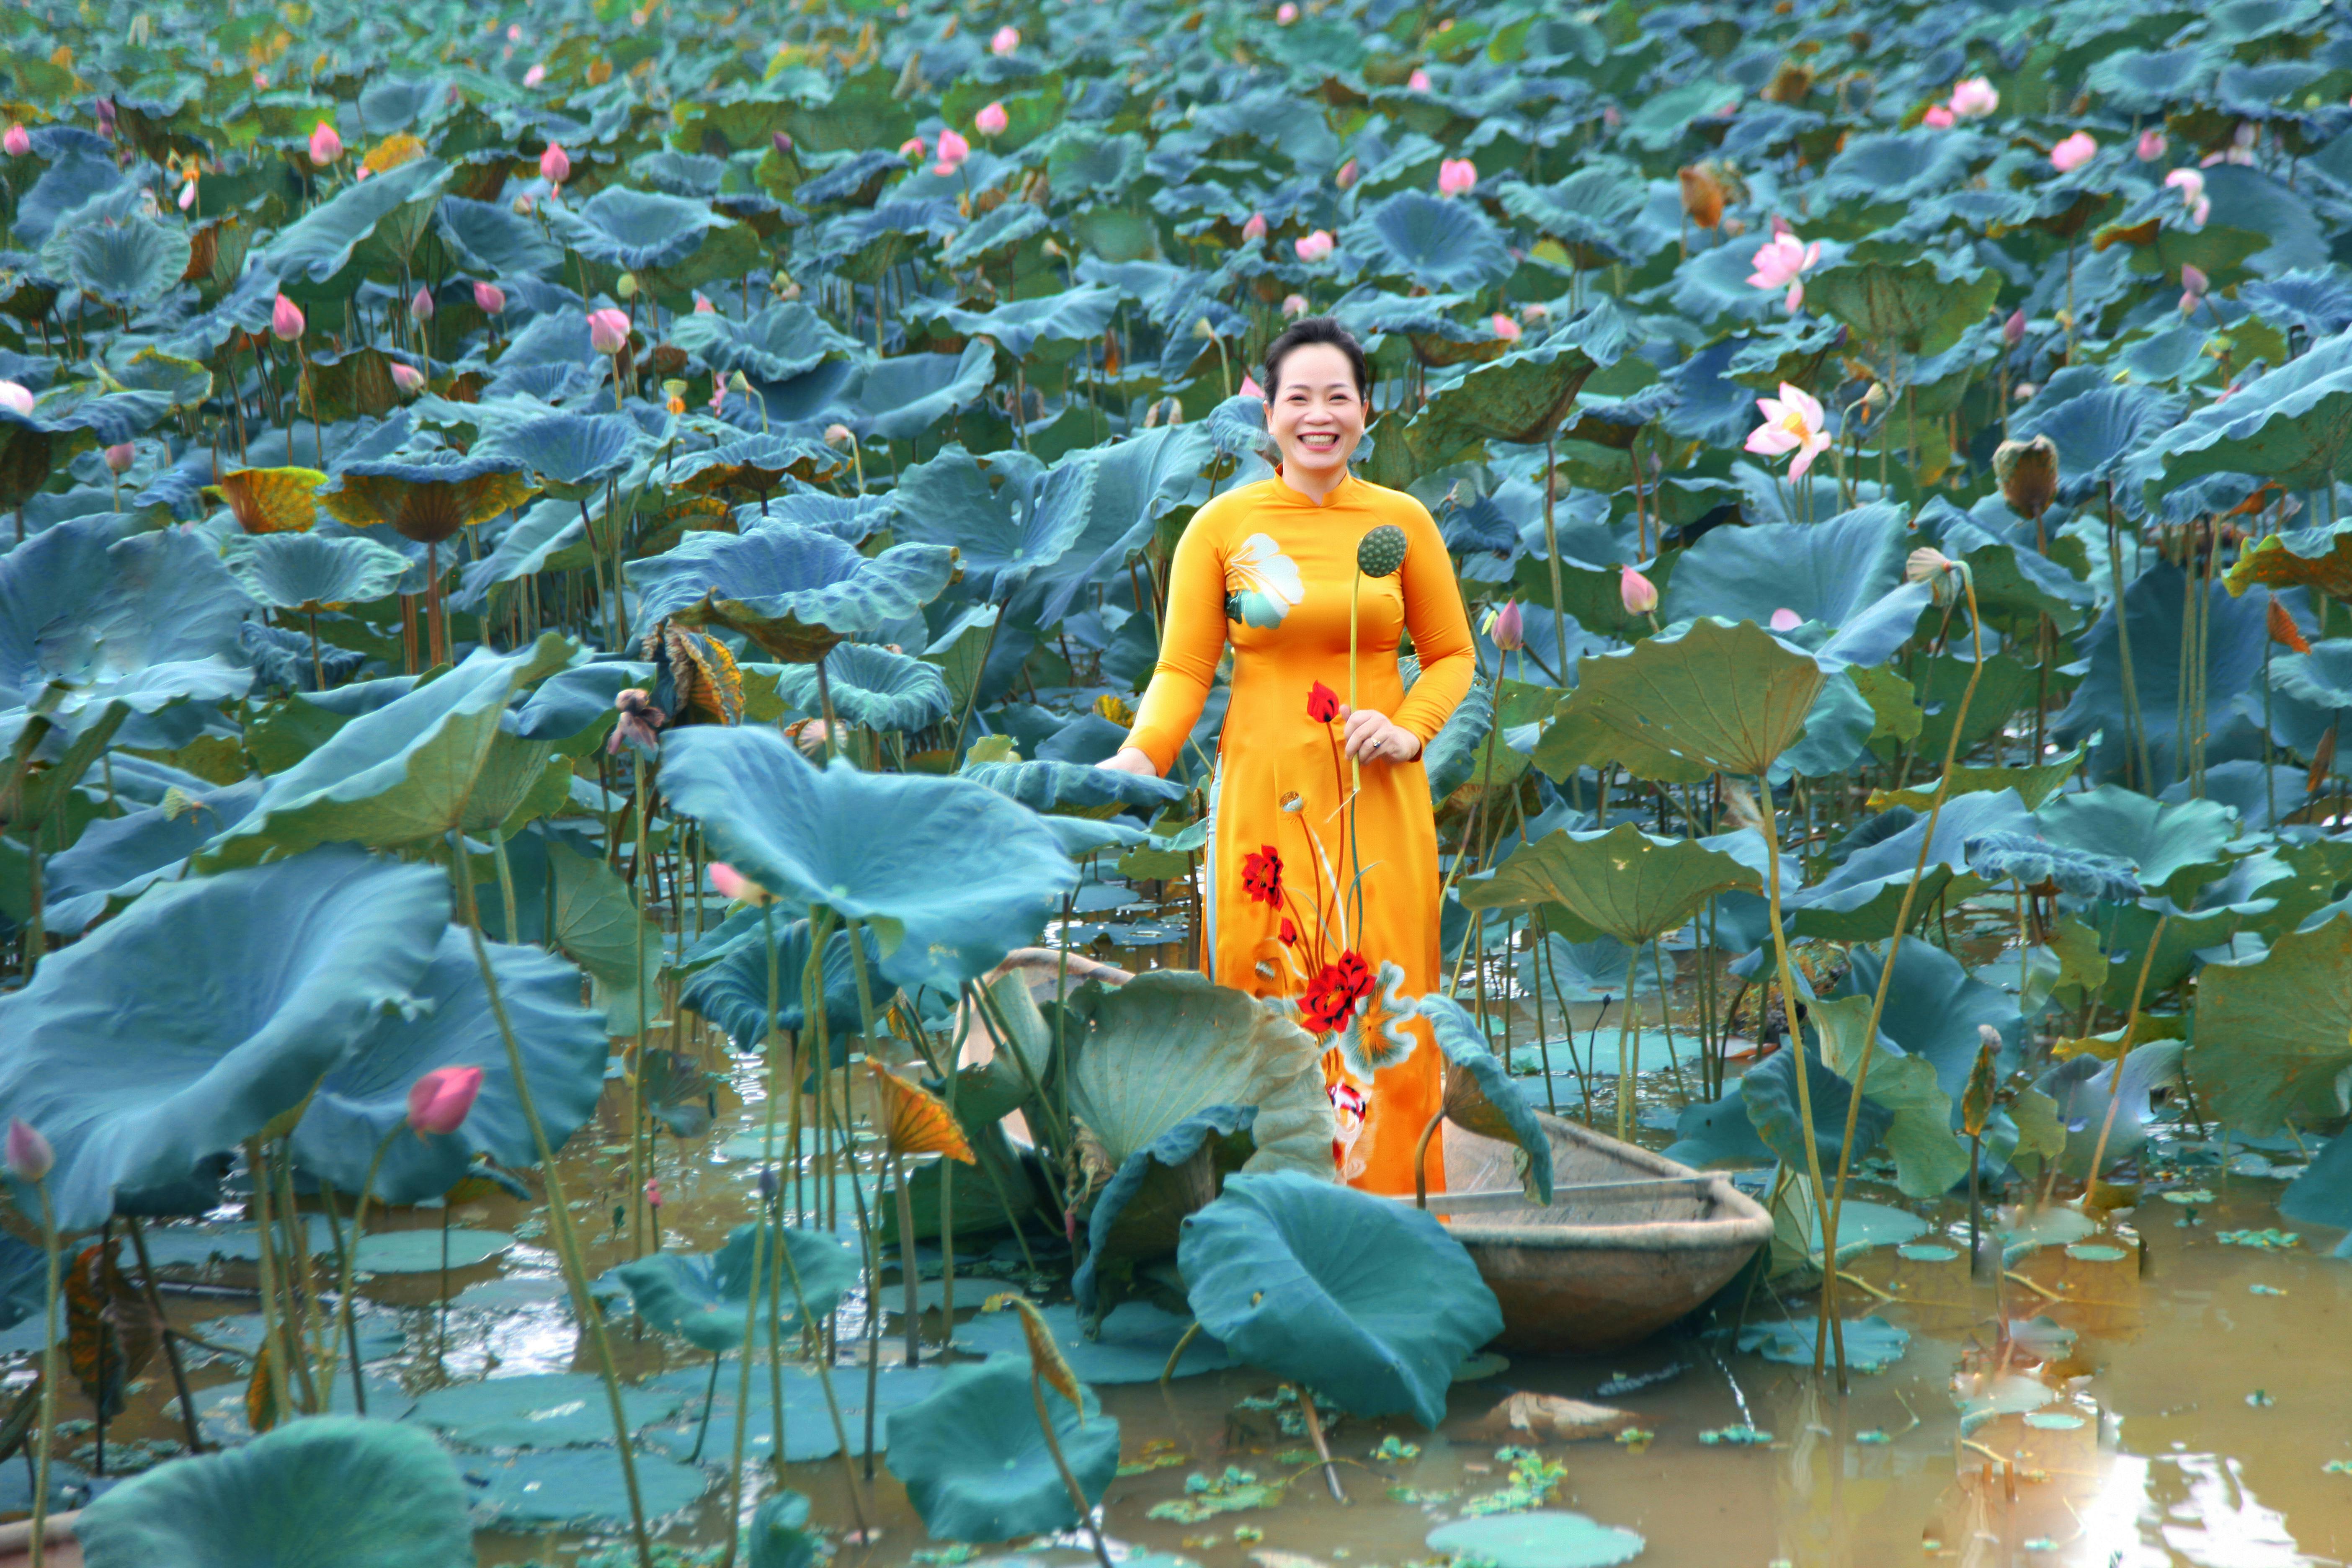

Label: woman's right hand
[1098,745,1160,776]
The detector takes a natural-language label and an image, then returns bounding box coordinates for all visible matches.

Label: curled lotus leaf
[627,524,954,663]
[320,449,542,546]
[675,436,847,499]
[1962,831,2143,901]
[547,186,735,272]
[1406,305,1635,464]
[612,1224,859,1353]
[483,412,646,501]
[2128,328,2352,505]
[868,1060,975,1163]
[0,848,450,1232]
[1462,823,1759,942]
[211,467,328,534]
[221,531,413,612]
[1344,190,1513,293]
[1421,995,1555,1204]
[680,917,876,1046]
[883,1354,1119,1545]
[774,642,951,734]
[1073,1103,1256,1323]
[669,301,862,383]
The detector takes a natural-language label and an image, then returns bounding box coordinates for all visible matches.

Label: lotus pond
[3,0,2352,1564]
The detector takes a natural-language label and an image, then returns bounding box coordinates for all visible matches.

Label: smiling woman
[1099,318,1476,1196]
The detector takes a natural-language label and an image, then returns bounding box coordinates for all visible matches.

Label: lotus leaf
[73,1416,471,1568]
[610,1224,859,1352]
[884,1354,1121,1544]
[669,302,860,383]
[2130,328,2352,504]
[774,642,950,732]
[485,412,645,500]
[1660,505,1906,631]
[959,758,1186,815]
[1741,1044,1892,1174]
[1808,994,1966,1200]
[1804,249,1998,358]
[351,1229,512,1273]
[680,918,876,1045]
[547,186,734,271]
[222,531,412,611]
[1425,1512,1646,1568]
[1462,823,1760,941]
[2035,785,2237,903]
[48,212,190,311]
[264,156,450,295]
[1406,309,1633,464]
[885,444,1096,602]
[212,467,330,534]
[1073,1103,1254,1320]
[1738,1314,1910,1372]
[1345,191,1513,293]
[2053,561,2267,788]
[320,450,541,546]
[956,1300,1232,1384]
[467,1447,713,1527]
[1963,831,2144,903]
[1178,1169,1503,1429]
[2190,912,2352,1134]
[916,286,1121,361]
[627,525,954,662]
[658,725,1075,988]
[1557,618,1826,779]
[1836,938,2022,1102]
[1420,995,1555,1203]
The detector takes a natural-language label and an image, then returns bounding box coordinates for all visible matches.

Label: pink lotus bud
[1282,293,1308,317]
[1491,313,1522,341]
[1922,104,1954,129]
[103,441,134,474]
[507,23,521,41]
[588,307,631,355]
[693,293,716,313]
[1769,607,1802,632]
[1335,158,1357,189]
[2003,307,2026,346]
[406,1066,484,1137]
[0,381,32,416]
[1488,599,1524,651]
[709,862,774,905]
[540,142,570,184]
[2049,131,2097,173]
[1948,77,1998,118]
[308,121,342,166]
[411,284,435,321]
[271,293,305,341]
[391,363,425,395]
[2191,196,2211,226]
[2165,166,2205,210]
[6,1120,52,1183]
[1294,229,1334,263]
[1408,68,1432,92]
[1239,374,1264,398]
[2,124,28,158]
[1277,1,1298,20]
[2137,130,2167,161]
[975,101,1009,138]
[772,131,792,155]
[178,178,196,210]
[1437,157,1477,197]
[1619,566,1658,616]
[2181,263,2209,297]
[645,1178,663,1209]
[990,24,1019,54]
[511,193,533,214]
[900,136,926,160]
[474,281,506,315]
[523,63,547,88]
[935,129,970,167]
[1242,211,1268,242]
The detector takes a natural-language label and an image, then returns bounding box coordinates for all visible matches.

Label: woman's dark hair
[1263,317,1370,400]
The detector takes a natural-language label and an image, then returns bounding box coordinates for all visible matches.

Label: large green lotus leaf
[1073,1103,1255,1321]
[1426,1512,1646,1568]
[484,412,646,501]
[1809,994,1967,1200]
[658,726,1075,988]
[1344,190,1513,292]
[1660,504,1905,631]
[1617,77,1743,150]
[477,827,662,1034]
[2051,560,2268,787]
[467,1447,714,1527]
[1558,618,1827,779]
[627,525,954,663]
[2277,1129,2352,1254]
[264,157,451,298]
[319,451,541,545]
[1420,996,1555,1204]
[1816,130,1994,210]
[952,1300,1233,1384]
[434,195,565,280]
[43,211,190,311]
[1058,970,1334,1189]
[2128,330,2352,504]
[829,343,995,442]
[195,636,576,869]
[547,186,733,271]
[403,1373,684,1450]
[1805,248,1999,358]
[1462,823,1758,941]
[0,848,446,1231]
[350,1229,511,1273]
[913,285,1120,361]
[2034,785,2240,904]
[959,758,1186,816]
[611,1224,859,1353]
[885,1354,1119,1544]
[668,302,861,383]
[774,642,950,733]
[291,928,606,1205]
[2189,912,2352,1135]
[1836,938,2021,1102]
[1177,1170,1502,1429]
[222,531,413,612]
[2037,1041,2184,1175]
[680,918,875,1045]
[1022,421,1222,627]
[1740,1045,1892,1174]
[74,1416,471,1568]
[2007,383,2184,507]
[1497,166,1655,266]
[886,444,1094,602]
[1405,304,1634,463]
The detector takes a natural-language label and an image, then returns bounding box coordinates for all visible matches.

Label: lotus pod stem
[26,1176,55,1568]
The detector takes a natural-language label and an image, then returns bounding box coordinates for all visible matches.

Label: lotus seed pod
[1357,524,1407,579]
[1678,164,1725,229]
[1994,434,2059,520]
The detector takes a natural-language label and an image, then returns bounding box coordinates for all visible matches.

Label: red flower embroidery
[1278,916,1297,946]
[1300,950,1375,1035]
[1307,681,1342,723]
[1241,844,1284,906]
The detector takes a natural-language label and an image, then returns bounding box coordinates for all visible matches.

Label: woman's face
[1267,343,1366,480]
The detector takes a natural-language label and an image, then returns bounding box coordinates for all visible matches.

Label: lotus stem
[317,1197,368,1411]
[322,1118,402,1408]
[2083,914,2168,1189]
[122,1218,204,1452]
[725,901,793,1557]
[775,1231,871,1538]
[1614,945,1643,1139]
[690,1348,723,1464]
[1757,785,1840,1387]
[1348,569,1362,798]
[1159,1321,1204,1387]
[28,1179,57,1568]
[1413,1110,1444,1211]
[1295,1384,1348,1505]
[244,1137,301,1421]
[630,750,651,1261]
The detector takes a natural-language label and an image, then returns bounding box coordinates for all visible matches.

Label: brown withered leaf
[66,1241,164,1418]
[1473,1391,1644,1443]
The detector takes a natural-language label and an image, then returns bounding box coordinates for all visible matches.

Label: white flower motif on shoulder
[1225,532,1304,628]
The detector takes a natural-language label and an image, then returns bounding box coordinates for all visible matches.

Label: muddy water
[12,1021,2349,1568]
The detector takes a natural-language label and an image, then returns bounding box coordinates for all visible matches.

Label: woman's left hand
[1337,704,1423,764]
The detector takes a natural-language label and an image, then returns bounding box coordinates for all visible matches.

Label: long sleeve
[1390,498,1475,745]
[1123,502,1229,774]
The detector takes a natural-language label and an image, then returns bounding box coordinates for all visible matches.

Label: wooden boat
[1434,1113,1773,1356]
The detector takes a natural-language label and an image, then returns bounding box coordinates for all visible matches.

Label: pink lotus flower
[1487,599,1524,651]
[1239,373,1264,398]
[1747,230,1819,311]
[308,121,342,166]
[1491,313,1522,341]
[1744,380,1831,481]
[523,63,547,88]
[645,1178,663,1209]
[271,294,305,342]
[693,294,715,313]
[103,442,134,474]
[411,284,434,321]
[6,1119,52,1182]
[1242,211,1267,241]
[1619,566,1658,616]
[772,132,792,155]
[1277,1,1297,21]
[2049,131,2097,173]
[587,307,631,355]
[391,363,425,395]
[709,862,774,905]
[1335,158,1357,189]
[1282,292,1308,316]
[975,101,1008,138]
[1949,77,1998,118]
[540,142,570,184]
[0,381,31,416]
[1295,229,1334,263]
[2003,308,2026,346]
[178,178,195,210]
[2137,130,2167,161]
[900,136,926,159]
[1409,68,1432,92]
[1922,104,1955,129]
[407,1066,483,1137]
[2,124,28,158]
[934,129,970,170]
[1437,157,1477,196]
[474,281,506,315]
[1769,608,1803,632]
[990,24,1019,54]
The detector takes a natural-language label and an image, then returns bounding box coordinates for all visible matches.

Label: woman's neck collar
[1272,462,1353,507]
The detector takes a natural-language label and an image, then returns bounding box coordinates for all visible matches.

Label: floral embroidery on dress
[1224,533,1304,628]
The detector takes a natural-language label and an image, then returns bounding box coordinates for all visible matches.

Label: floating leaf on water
[1737,1315,1910,1374]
